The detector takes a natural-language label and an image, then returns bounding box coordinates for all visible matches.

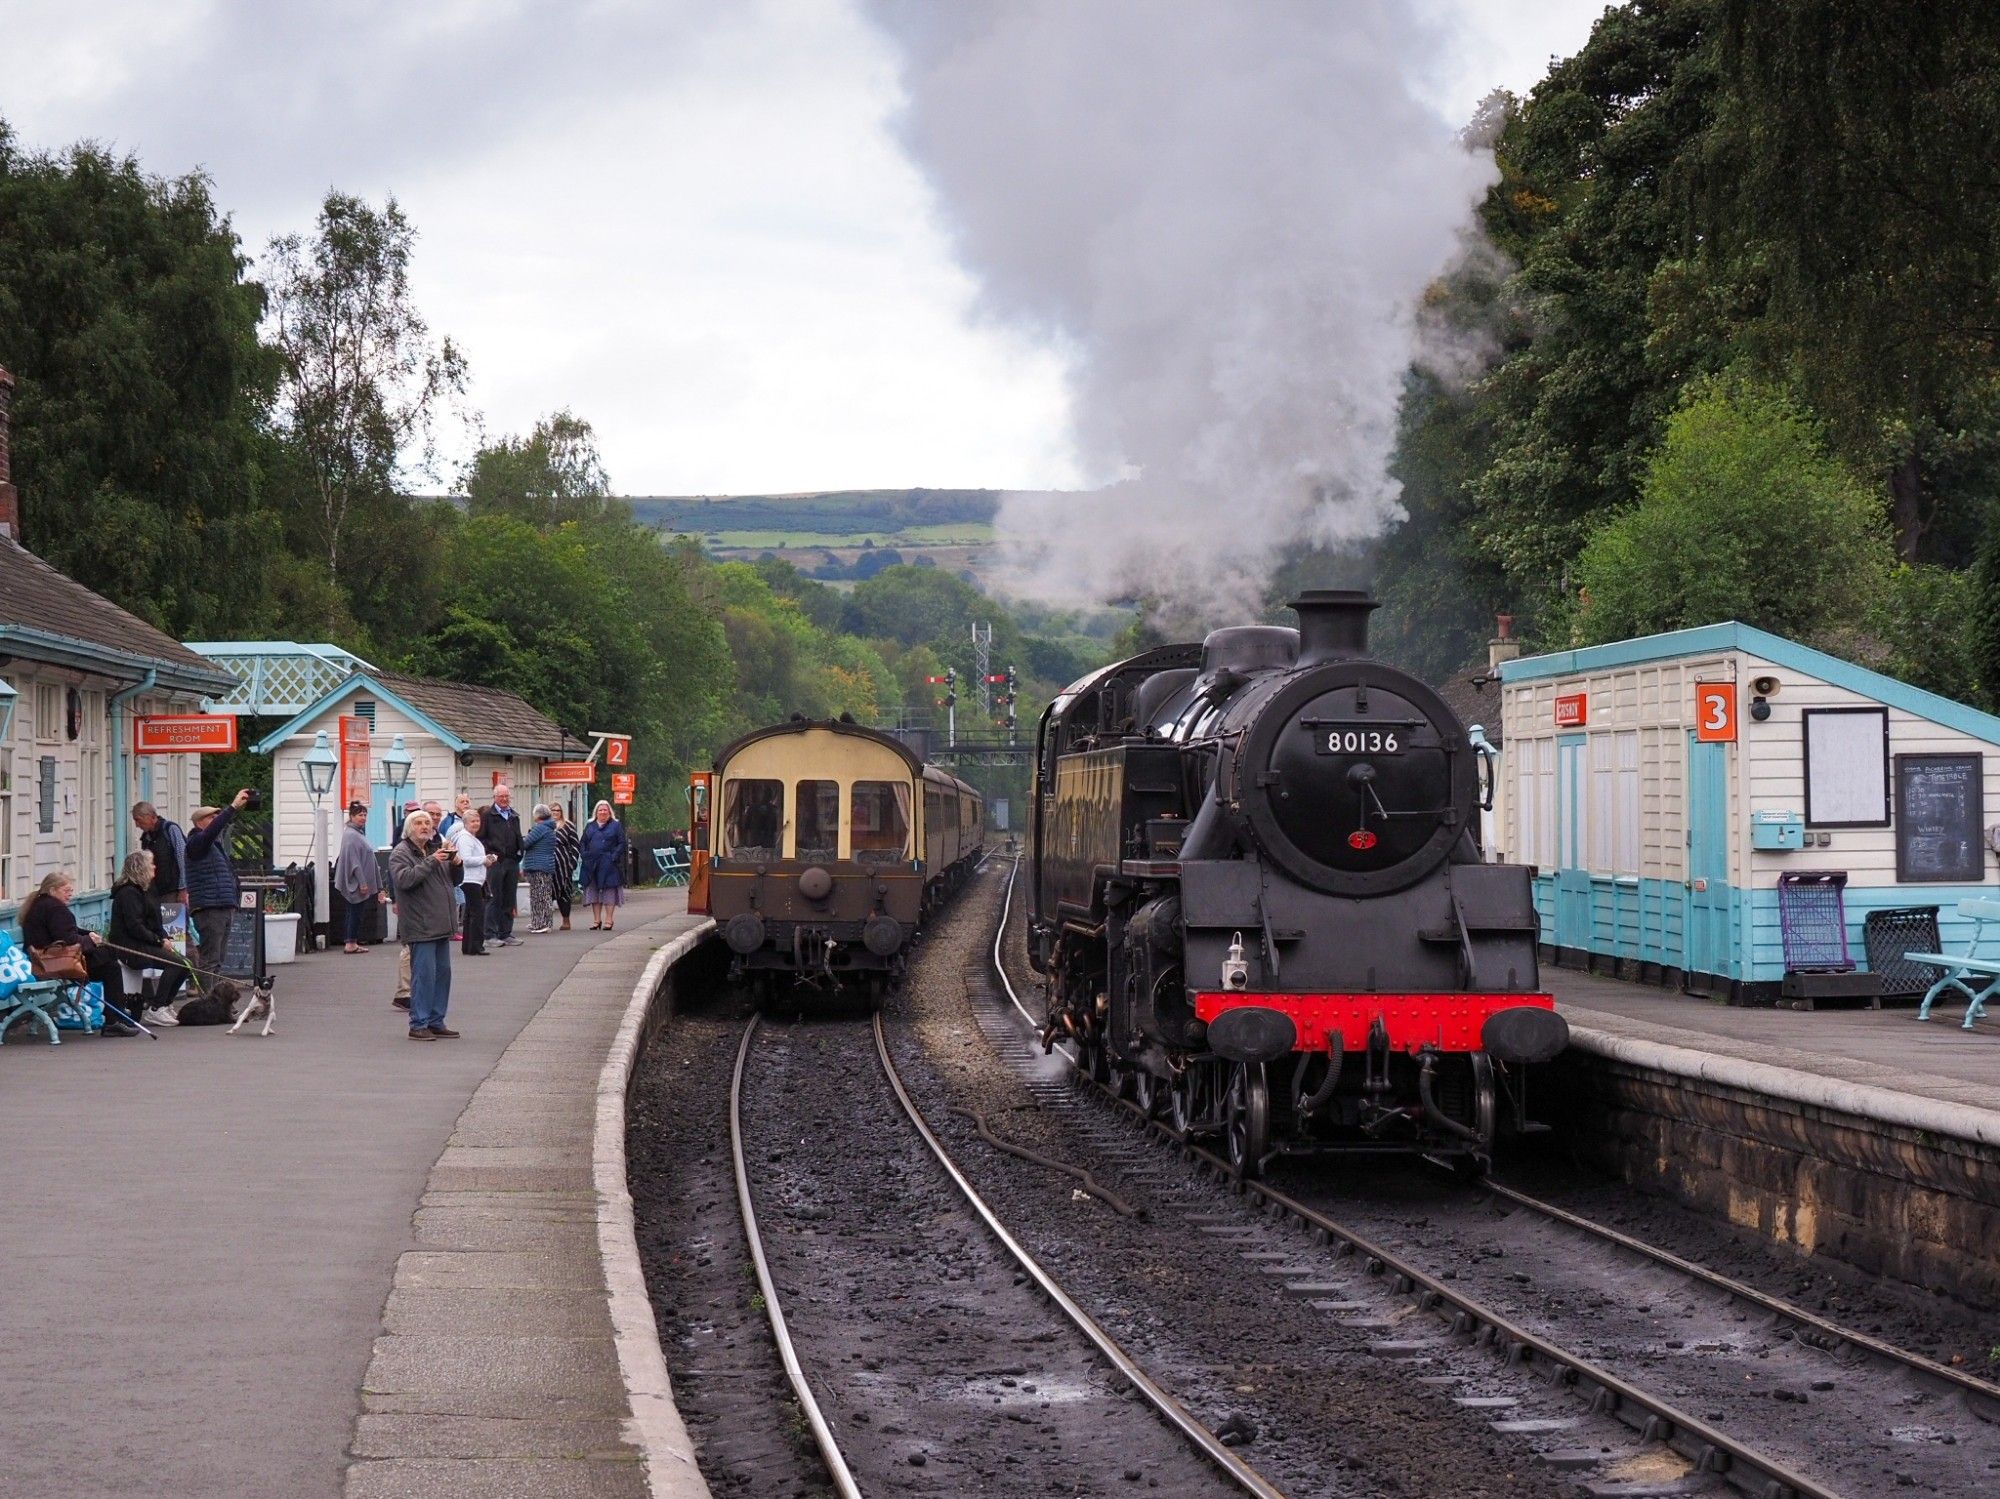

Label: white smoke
[864,0,1499,625]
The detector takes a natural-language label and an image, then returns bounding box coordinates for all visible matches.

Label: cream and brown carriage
[693,717,984,1004]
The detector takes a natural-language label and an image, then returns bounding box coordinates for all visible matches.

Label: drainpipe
[110,670,158,868]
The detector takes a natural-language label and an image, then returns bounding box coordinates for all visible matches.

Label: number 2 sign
[1695,683,1737,742]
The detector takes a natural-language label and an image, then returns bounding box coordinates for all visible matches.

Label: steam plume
[865,1,1497,625]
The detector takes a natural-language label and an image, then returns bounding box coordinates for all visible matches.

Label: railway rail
[988,852,1981,1499]
[727,1004,1288,1498]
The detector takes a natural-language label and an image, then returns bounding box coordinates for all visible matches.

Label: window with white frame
[34,682,59,744]
[1516,738,1558,868]
[1588,730,1641,877]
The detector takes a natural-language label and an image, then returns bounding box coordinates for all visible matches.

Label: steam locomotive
[1029,590,1567,1177]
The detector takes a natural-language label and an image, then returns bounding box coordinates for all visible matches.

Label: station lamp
[299,729,339,805]
[380,734,414,798]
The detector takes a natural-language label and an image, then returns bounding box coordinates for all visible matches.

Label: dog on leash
[174,979,239,1026]
[226,978,276,1036]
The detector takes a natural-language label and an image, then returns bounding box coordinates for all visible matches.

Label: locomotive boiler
[1029,590,1567,1177]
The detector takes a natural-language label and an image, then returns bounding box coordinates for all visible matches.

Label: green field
[702,522,994,548]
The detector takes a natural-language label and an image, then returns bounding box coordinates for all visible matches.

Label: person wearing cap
[186,789,253,982]
[334,801,383,954]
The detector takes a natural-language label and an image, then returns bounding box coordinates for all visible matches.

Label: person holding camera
[390,809,460,1040]
[186,789,254,982]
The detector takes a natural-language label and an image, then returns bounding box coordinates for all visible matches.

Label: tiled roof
[364,667,573,755]
[1435,663,1504,745]
[0,535,228,684]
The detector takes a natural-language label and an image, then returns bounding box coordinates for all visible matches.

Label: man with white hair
[480,784,524,946]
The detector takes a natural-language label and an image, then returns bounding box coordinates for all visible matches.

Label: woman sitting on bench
[110,850,189,1027]
[20,870,136,1037]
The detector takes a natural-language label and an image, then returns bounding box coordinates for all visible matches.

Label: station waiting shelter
[1494,622,2000,1004]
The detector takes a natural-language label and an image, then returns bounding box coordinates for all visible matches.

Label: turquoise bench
[1910,897,2000,1031]
[0,978,70,1045]
[652,848,689,887]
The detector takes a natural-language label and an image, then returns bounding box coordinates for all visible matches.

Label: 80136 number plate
[1316,727,1404,756]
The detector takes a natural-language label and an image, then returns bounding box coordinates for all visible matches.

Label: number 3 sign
[1694,683,1737,742]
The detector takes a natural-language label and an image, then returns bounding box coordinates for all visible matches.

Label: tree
[1699,1,2000,561]
[264,192,467,578]
[464,410,615,527]
[0,121,280,635]
[1569,378,1889,645]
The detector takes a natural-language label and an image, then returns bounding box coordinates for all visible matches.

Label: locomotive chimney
[1290,589,1377,665]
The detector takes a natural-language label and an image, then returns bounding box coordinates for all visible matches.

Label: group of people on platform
[16,791,255,1036]
[365,788,628,1042]
[6,784,630,1043]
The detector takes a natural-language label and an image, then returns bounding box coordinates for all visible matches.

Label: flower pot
[264,912,301,966]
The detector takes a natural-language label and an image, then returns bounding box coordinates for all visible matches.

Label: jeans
[192,906,233,981]
[487,860,519,939]
[343,897,369,945]
[408,939,451,1031]
[460,883,487,955]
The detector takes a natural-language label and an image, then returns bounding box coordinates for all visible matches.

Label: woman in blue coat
[579,799,628,931]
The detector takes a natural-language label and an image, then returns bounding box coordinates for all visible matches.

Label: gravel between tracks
[890,864,1588,1499]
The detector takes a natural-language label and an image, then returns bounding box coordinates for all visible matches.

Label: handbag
[30,941,90,982]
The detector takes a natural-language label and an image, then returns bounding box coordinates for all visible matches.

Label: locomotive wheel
[1168,1061,1213,1136]
[1223,1062,1271,1180]
[1131,1067,1162,1119]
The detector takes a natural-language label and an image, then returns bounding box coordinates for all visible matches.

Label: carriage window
[722,779,783,860]
[851,781,912,864]
[795,779,841,862]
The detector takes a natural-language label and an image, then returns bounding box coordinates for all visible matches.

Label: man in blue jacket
[187,789,252,980]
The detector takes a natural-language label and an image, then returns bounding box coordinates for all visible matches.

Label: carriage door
[1553,733,1592,951]
[1684,735,1732,987]
[687,773,712,915]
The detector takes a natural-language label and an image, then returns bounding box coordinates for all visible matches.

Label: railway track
[986,853,2000,1498]
[727,1005,1287,1497]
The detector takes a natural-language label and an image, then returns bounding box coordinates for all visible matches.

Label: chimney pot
[1488,611,1522,672]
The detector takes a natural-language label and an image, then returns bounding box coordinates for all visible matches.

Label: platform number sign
[1694,683,1737,743]
[605,737,630,767]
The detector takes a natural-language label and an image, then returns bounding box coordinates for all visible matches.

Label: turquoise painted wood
[1686,735,1734,978]
[1554,734,1591,949]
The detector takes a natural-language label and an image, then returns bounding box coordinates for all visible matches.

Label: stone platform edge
[1565,1022,2000,1149]
[595,921,716,1499]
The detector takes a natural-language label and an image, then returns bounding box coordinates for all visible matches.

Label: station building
[248,666,581,864]
[1494,622,2000,1003]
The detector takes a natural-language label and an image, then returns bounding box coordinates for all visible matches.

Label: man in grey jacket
[389,810,460,1040]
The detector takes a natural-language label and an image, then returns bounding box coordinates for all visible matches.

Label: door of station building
[1554,733,1591,949]
[1684,735,1732,984]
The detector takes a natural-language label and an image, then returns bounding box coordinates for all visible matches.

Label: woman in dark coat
[109,850,190,1021]
[20,870,137,1035]
[550,804,581,931]
[579,799,627,931]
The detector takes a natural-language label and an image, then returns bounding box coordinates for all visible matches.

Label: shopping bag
[0,931,33,998]
[51,982,105,1032]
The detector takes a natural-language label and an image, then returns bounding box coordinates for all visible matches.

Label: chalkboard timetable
[220,908,262,980]
[1895,753,1986,883]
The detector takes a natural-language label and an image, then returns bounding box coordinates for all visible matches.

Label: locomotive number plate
[1316,728,1404,755]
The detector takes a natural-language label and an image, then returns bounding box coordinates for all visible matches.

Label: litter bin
[1863,906,1943,1002]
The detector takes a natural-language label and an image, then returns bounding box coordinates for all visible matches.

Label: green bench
[1910,897,2000,1031]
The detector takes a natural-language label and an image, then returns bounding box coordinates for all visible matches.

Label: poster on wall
[1894,753,1985,882]
[1802,707,1891,827]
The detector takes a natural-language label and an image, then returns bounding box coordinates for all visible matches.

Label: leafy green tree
[0,121,280,635]
[265,192,467,579]
[1569,378,1889,645]
[464,410,614,527]
[1699,0,2000,560]
[1972,535,2000,711]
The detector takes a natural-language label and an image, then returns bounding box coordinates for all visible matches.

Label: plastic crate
[1863,906,1943,997]
[1778,871,1855,973]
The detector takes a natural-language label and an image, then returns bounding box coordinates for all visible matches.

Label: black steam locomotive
[1028,590,1567,1177]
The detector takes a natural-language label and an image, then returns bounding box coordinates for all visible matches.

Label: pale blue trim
[250,675,468,756]
[1499,621,2000,745]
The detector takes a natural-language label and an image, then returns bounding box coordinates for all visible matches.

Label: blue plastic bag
[51,982,105,1032]
[0,931,33,999]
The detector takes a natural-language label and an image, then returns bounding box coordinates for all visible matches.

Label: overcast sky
[1,0,1605,496]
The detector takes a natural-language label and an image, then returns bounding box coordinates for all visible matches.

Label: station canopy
[185,641,375,717]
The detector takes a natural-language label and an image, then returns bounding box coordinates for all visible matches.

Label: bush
[1570,378,1891,646]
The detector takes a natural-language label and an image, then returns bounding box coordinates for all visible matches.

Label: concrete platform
[0,888,708,1499]
[1543,968,2000,1302]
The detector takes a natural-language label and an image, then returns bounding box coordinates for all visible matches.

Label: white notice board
[1802,707,1891,826]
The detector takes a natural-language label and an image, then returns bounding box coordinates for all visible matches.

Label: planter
[264,912,301,966]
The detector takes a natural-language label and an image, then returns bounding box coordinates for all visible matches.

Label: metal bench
[1910,897,2000,1030]
[0,978,68,1044]
[652,847,690,887]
